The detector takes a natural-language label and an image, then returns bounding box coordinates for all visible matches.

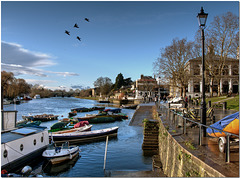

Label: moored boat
[71,107,92,112]
[42,142,80,165]
[1,126,49,172]
[22,114,59,122]
[77,116,115,123]
[16,121,42,127]
[121,104,138,109]
[68,111,77,117]
[71,106,105,113]
[50,126,118,143]
[50,124,92,134]
[49,121,90,133]
[85,109,128,121]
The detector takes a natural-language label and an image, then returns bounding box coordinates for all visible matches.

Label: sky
[1,0,239,91]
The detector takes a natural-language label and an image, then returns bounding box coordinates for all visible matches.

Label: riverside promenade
[158,103,239,177]
[111,102,238,177]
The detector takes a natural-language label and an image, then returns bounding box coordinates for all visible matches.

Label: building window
[194,65,200,75]
[194,85,200,92]
[222,65,229,75]
[232,66,239,75]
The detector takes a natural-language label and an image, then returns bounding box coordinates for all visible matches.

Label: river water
[3,97,152,177]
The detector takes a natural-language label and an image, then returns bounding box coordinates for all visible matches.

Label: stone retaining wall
[154,108,225,177]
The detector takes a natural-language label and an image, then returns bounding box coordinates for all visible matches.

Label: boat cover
[74,121,89,128]
[206,112,239,137]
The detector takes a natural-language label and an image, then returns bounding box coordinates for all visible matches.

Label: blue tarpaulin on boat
[206,112,239,135]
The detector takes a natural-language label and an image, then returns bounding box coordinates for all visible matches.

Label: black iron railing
[157,103,239,163]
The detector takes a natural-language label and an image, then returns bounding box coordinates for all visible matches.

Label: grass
[205,95,239,111]
[226,95,239,111]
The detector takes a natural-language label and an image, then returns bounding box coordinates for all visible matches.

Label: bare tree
[196,12,239,97]
[94,77,113,96]
[153,38,194,97]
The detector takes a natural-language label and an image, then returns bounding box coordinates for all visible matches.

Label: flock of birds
[65,18,90,41]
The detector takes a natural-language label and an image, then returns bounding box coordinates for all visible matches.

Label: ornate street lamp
[197,7,208,136]
[158,76,161,100]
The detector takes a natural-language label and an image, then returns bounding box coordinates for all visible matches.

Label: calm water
[3,97,152,177]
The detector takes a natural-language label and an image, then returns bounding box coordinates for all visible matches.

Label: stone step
[142,142,159,146]
[142,145,159,150]
[144,138,158,141]
[144,129,159,132]
[144,140,159,144]
[144,133,159,137]
[143,136,159,140]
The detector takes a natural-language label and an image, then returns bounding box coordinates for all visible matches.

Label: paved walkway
[158,103,239,177]
[129,103,155,126]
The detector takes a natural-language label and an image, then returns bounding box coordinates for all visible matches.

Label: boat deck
[1,126,47,144]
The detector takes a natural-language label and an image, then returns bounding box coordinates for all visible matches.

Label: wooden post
[225,135,230,163]
[103,136,109,170]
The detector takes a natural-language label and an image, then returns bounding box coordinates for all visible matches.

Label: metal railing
[157,103,239,163]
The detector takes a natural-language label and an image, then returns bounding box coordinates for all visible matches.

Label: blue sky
[1,1,239,90]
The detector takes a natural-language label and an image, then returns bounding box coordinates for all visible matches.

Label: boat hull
[22,115,59,122]
[1,127,49,172]
[43,146,80,165]
[78,116,115,123]
[51,127,118,143]
[50,151,79,164]
[1,146,47,172]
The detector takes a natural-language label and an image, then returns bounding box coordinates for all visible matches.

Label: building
[182,57,239,98]
[134,75,157,99]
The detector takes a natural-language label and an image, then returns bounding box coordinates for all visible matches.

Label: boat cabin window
[3,150,8,158]
[62,142,69,149]
[41,136,44,142]
[47,143,55,150]
[20,144,24,151]
[33,139,36,145]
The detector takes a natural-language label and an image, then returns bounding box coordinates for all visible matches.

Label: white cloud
[1,63,48,77]
[1,41,79,77]
[1,41,56,67]
[25,79,57,85]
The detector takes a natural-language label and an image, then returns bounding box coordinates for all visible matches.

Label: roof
[1,126,47,144]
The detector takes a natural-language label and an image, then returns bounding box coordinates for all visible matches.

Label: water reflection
[43,155,80,176]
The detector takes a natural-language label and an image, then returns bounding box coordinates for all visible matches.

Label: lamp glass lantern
[197,7,208,27]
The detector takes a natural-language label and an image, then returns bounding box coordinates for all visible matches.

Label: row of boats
[22,107,129,124]
[2,106,133,174]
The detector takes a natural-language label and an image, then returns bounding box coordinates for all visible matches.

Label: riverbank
[3,97,153,177]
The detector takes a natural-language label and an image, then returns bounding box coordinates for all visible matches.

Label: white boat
[50,126,119,143]
[3,99,11,105]
[1,110,49,172]
[42,142,80,164]
[1,126,49,172]
[50,124,92,134]
[34,94,41,99]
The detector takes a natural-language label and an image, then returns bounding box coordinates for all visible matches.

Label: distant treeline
[1,71,133,99]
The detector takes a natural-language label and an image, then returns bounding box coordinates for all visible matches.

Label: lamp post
[197,7,208,136]
[158,77,161,101]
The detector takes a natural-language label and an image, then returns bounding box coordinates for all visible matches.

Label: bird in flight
[65,30,70,35]
[74,23,79,28]
[84,18,90,22]
[77,36,81,41]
